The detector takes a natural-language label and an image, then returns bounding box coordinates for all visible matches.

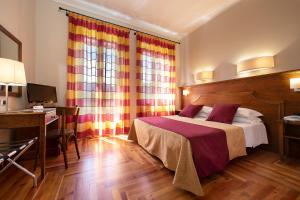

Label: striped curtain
[136,33,176,117]
[67,13,130,138]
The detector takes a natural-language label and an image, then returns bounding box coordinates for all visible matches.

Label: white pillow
[201,106,213,114]
[194,106,212,118]
[233,116,262,124]
[195,112,209,118]
[235,108,263,119]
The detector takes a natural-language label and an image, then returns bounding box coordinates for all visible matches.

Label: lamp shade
[290,78,300,91]
[0,58,26,86]
[196,70,214,80]
[237,56,274,74]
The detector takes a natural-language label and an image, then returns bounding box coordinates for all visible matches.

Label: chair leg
[65,136,70,151]
[73,136,80,160]
[61,137,68,169]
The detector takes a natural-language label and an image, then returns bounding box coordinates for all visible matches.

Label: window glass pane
[106,63,111,70]
[83,43,118,89]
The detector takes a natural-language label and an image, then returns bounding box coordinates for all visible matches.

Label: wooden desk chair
[47,107,80,169]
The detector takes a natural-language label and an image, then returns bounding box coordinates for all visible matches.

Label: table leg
[39,122,46,179]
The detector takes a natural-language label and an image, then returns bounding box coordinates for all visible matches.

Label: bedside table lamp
[0,58,26,112]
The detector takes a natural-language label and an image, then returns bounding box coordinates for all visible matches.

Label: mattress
[193,117,268,148]
[232,122,268,148]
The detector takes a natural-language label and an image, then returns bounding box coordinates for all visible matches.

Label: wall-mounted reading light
[196,70,214,81]
[183,89,190,96]
[237,56,274,74]
[290,78,300,92]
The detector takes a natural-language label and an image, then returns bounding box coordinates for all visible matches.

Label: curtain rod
[58,7,180,44]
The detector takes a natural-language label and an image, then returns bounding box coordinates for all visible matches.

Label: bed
[128,91,284,196]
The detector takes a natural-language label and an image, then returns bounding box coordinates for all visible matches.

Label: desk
[0,109,58,180]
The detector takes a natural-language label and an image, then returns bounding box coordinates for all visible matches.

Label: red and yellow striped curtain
[136,33,176,117]
[67,13,130,138]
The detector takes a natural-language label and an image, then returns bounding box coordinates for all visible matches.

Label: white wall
[35,0,68,106]
[0,0,36,111]
[181,0,300,85]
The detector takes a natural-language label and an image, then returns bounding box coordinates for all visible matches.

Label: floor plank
[0,136,299,200]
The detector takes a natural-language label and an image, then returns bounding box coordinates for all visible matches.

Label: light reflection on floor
[80,135,129,173]
[113,134,128,141]
[100,137,116,145]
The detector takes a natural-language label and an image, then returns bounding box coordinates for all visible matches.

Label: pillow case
[233,116,262,124]
[179,104,203,118]
[235,107,263,119]
[194,106,212,118]
[196,112,209,118]
[201,106,213,114]
[207,104,240,124]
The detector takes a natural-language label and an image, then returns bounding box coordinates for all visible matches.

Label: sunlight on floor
[113,134,128,141]
[100,137,116,145]
[90,134,129,146]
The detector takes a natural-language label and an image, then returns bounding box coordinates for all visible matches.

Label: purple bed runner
[139,117,230,178]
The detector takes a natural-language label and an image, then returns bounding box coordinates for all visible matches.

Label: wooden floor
[0,136,300,200]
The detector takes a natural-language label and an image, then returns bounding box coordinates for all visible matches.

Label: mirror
[0,24,22,97]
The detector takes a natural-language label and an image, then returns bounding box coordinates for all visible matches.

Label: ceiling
[55,0,241,41]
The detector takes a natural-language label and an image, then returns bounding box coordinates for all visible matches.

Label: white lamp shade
[290,78,300,90]
[0,58,15,84]
[237,56,274,74]
[14,62,26,85]
[196,71,214,80]
[0,58,26,86]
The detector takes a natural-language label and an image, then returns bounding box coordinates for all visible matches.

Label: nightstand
[283,118,300,158]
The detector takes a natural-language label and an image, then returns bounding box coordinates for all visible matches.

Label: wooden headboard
[181,70,300,115]
[191,91,284,153]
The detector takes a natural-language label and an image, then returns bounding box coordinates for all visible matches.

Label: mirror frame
[0,24,22,97]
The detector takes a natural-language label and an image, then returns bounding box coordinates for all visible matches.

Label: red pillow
[207,104,240,124]
[179,104,203,118]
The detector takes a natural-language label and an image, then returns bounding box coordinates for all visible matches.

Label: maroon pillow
[207,104,240,124]
[179,104,203,118]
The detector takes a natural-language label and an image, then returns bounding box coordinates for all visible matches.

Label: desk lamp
[0,58,26,112]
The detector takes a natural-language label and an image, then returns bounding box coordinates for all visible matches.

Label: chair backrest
[56,107,80,116]
[56,107,80,136]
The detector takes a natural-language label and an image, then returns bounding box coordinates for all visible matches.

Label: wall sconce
[237,56,274,74]
[196,70,214,81]
[290,78,300,92]
[182,89,190,96]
